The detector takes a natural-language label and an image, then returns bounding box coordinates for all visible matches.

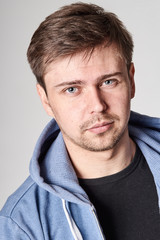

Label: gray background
[0,0,160,209]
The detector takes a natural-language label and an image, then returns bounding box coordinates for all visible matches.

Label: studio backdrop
[0,0,160,209]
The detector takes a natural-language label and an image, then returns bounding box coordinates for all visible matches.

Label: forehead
[44,44,125,81]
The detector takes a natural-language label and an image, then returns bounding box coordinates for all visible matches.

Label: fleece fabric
[0,111,160,240]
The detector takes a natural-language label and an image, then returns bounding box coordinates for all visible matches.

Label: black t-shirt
[79,146,160,240]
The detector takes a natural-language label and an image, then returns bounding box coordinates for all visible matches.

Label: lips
[87,121,114,134]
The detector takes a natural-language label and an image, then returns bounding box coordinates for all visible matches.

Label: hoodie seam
[9,181,36,217]
[1,216,31,239]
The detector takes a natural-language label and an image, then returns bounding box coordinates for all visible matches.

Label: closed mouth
[87,121,114,134]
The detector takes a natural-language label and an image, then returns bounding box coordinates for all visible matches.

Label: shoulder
[0,176,61,239]
[0,176,35,217]
[0,177,36,239]
[0,176,59,218]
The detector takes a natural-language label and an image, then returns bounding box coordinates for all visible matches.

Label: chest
[79,153,160,239]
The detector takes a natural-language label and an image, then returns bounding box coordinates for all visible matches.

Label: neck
[63,131,136,179]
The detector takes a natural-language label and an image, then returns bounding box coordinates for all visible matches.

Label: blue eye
[66,87,77,93]
[104,80,114,85]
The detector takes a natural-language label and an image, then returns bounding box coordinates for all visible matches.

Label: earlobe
[129,63,135,99]
[36,84,55,117]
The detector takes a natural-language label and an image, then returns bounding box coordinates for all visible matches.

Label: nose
[86,87,108,114]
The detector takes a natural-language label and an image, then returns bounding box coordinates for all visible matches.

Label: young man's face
[38,44,135,152]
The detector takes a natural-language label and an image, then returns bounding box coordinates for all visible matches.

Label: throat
[65,137,136,179]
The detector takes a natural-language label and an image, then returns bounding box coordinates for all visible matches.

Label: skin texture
[37,44,136,178]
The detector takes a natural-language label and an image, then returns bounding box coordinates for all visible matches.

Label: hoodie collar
[29,120,90,205]
[30,111,160,205]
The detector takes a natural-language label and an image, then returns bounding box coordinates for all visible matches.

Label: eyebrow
[54,72,123,88]
[54,80,83,88]
[97,72,123,82]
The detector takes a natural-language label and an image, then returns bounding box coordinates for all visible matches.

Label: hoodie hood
[2,111,159,240]
[29,119,90,205]
[29,111,160,205]
[129,111,160,205]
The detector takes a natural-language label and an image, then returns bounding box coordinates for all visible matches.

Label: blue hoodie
[0,111,160,240]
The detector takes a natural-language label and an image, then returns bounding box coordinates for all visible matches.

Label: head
[27,3,135,153]
[27,2,134,92]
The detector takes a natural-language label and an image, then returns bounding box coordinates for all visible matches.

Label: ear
[36,84,55,118]
[128,63,135,99]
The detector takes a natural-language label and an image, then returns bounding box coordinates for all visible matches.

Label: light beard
[61,113,128,152]
[62,125,126,152]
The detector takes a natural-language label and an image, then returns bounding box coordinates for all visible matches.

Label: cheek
[53,102,82,126]
[110,89,131,113]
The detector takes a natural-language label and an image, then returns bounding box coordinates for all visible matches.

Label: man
[0,2,160,239]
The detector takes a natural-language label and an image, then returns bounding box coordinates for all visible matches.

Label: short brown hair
[27,2,134,90]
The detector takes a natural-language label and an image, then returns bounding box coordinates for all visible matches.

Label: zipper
[91,205,105,240]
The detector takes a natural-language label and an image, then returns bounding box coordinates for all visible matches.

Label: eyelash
[104,80,114,85]
[101,79,117,87]
[65,87,78,94]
